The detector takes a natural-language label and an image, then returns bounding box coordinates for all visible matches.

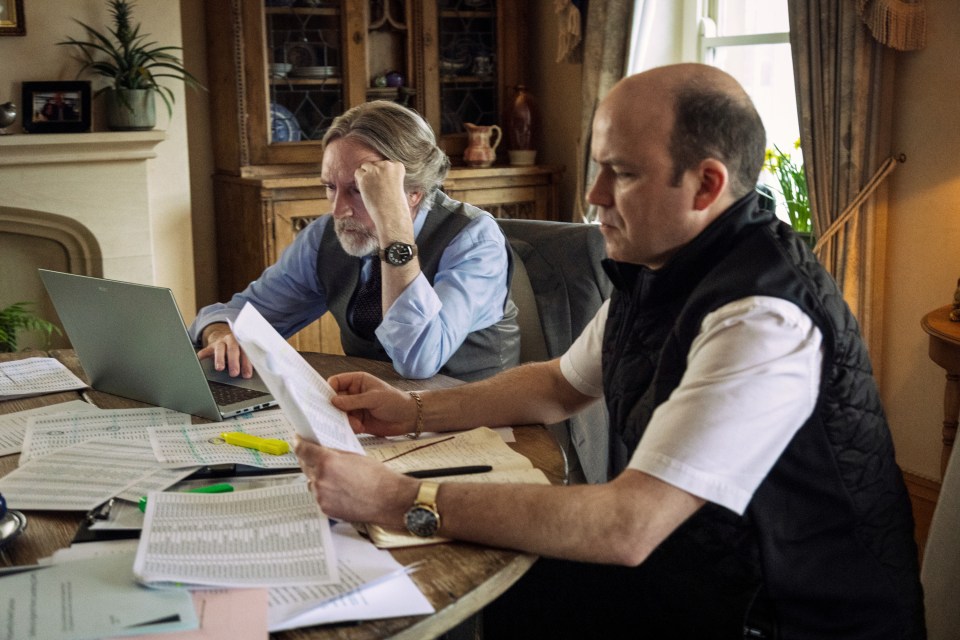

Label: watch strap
[415,480,440,508]
[379,242,418,266]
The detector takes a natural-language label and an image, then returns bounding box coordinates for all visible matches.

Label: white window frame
[697,0,790,64]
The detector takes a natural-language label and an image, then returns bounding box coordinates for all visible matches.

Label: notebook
[38,269,277,421]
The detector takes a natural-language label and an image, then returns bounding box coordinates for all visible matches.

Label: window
[698,0,801,226]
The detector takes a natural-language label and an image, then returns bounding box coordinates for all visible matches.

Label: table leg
[942,372,959,478]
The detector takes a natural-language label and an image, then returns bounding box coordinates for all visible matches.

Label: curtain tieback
[812,153,905,257]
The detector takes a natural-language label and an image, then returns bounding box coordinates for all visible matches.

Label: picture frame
[21,81,92,134]
[0,0,25,37]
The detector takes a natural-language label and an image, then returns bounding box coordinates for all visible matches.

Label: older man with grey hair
[190,101,519,382]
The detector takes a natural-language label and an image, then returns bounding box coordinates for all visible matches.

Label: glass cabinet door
[264,2,346,144]
[437,0,499,136]
[205,0,524,169]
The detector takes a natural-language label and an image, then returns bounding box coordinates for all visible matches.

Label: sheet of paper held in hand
[0,356,87,399]
[134,483,340,589]
[230,302,363,455]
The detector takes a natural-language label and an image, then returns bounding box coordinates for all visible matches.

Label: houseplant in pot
[0,302,60,353]
[59,0,201,131]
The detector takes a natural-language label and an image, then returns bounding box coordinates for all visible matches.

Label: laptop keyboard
[208,380,271,406]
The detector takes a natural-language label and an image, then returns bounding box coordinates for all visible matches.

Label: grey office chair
[922,452,960,639]
[497,218,612,484]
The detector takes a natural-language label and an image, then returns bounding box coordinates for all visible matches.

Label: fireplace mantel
[0,131,165,165]
[0,130,169,288]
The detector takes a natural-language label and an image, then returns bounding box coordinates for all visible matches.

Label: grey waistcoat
[317,191,520,381]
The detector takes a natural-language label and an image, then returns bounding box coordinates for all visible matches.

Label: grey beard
[335,219,379,257]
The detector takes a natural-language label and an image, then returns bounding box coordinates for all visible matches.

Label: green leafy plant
[0,302,61,353]
[763,140,812,236]
[58,0,202,117]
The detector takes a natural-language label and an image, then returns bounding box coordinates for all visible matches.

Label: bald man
[296,64,925,639]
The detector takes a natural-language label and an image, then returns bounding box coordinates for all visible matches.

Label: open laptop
[38,269,277,421]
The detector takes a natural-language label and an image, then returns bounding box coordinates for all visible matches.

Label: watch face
[405,505,439,537]
[384,242,416,266]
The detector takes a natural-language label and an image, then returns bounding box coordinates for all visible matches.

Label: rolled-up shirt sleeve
[187,216,331,345]
[377,213,510,379]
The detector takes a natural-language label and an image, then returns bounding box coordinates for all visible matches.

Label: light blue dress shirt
[188,201,510,379]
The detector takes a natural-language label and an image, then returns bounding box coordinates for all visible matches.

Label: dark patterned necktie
[350,257,382,339]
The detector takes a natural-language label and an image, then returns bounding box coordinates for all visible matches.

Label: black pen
[404,465,493,479]
[85,498,114,525]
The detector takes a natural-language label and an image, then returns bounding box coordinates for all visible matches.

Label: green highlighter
[138,482,234,513]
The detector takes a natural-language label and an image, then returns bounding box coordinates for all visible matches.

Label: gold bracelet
[407,391,423,439]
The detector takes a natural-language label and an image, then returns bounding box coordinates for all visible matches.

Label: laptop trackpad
[200,357,271,393]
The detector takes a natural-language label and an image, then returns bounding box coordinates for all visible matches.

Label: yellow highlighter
[220,431,290,456]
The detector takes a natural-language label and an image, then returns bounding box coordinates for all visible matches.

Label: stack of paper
[133,483,339,589]
[362,427,550,548]
[131,484,434,630]
[0,356,87,399]
[0,552,199,639]
[0,398,101,456]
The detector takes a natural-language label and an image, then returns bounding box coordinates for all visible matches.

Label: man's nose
[331,193,352,218]
[586,175,611,207]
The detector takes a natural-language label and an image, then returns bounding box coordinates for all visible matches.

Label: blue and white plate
[270,103,303,143]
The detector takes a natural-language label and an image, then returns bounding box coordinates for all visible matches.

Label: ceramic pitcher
[463,123,502,167]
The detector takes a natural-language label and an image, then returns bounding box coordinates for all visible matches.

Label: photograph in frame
[0,0,25,37]
[21,81,92,134]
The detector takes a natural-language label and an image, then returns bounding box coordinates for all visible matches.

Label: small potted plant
[59,0,202,131]
[763,139,813,243]
[0,302,61,353]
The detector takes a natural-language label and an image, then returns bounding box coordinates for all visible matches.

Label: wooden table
[921,305,960,478]
[0,349,566,639]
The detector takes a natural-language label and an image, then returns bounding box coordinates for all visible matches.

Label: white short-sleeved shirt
[559,296,823,515]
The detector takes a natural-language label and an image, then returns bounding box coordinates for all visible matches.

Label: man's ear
[408,191,424,213]
[691,159,728,211]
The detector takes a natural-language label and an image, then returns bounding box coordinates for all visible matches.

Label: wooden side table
[921,305,960,478]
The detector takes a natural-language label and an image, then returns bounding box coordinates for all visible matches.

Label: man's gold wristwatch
[404,481,440,537]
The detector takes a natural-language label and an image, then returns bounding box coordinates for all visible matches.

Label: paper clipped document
[0,551,198,640]
[0,356,87,399]
[134,482,340,589]
[362,428,550,548]
[0,398,102,456]
[148,413,300,469]
[230,302,363,454]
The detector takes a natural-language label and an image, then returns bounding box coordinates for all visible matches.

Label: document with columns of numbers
[133,482,339,589]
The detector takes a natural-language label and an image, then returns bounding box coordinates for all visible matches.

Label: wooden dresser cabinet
[205,0,561,354]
